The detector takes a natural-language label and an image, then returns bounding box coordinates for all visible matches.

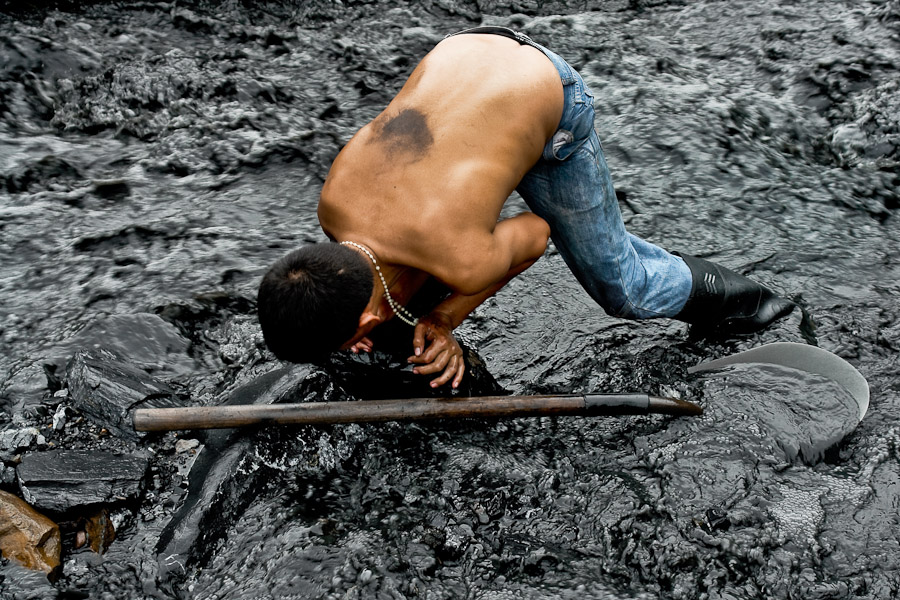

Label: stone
[0,490,61,575]
[155,364,316,584]
[66,347,183,440]
[52,405,68,430]
[1,464,17,488]
[16,449,150,514]
[1,363,50,417]
[76,508,116,554]
[175,438,200,454]
[45,312,193,376]
[0,426,47,462]
[0,427,39,453]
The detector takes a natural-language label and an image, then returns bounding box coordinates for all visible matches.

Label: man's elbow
[535,219,551,256]
[523,216,551,263]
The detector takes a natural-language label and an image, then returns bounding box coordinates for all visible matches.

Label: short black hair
[257,243,373,363]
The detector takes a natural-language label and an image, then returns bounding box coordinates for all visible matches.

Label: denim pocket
[550,130,590,161]
[548,93,596,161]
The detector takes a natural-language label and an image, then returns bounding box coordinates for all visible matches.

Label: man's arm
[409,212,550,388]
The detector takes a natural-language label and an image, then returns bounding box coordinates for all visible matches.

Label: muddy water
[1,1,898,598]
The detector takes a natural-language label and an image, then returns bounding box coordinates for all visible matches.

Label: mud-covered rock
[66,348,184,440]
[0,463,17,490]
[16,449,150,514]
[49,312,194,378]
[0,363,53,418]
[155,363,317,586]
[0,427,42,459]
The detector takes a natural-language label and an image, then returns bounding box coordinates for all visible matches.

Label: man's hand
[408,312,465,388]
[348,337,374,354]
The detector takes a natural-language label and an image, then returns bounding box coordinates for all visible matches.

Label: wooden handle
[132,394,701,432]
[134,395,580,431]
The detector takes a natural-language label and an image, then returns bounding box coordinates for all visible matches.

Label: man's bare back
[318,33,562,294]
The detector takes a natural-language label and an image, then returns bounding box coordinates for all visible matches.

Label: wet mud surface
[1,0,899,598]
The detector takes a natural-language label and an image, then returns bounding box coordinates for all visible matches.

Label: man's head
[257,243,374,363]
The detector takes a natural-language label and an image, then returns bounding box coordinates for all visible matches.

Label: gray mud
[1,1,899,598]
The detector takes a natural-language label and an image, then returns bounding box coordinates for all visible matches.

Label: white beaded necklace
[341,241,419,327]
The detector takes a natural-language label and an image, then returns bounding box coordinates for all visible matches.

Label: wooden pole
[132,394,701,432]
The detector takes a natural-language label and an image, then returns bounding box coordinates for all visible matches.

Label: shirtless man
[257,27,795,388]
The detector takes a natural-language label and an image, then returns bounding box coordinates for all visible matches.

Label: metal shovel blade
[688,342,869,422]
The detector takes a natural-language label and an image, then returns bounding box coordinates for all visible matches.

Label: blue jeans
[517,43,692,319]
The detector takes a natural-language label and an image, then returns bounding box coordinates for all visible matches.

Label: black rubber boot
[674,253,796,335]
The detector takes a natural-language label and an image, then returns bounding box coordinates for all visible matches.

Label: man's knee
[582,266,678,321]
[582,277,636,319]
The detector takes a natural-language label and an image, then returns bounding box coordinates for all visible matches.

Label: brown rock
[81,507,116,554]
[0,490,61,575]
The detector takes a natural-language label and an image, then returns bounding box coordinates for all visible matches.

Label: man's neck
[342,240,427,325]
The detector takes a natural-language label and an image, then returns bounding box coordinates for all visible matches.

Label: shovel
[688,341,869,423]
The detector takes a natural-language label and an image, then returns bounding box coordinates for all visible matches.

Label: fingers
[412,323,427,358]
[411,348,451,376]
[407,319,464,388]
[452,360,465,389]
[423,354,464,389]
[411,347,465,389]
[408,335,446,365]
[349,337,374,354]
